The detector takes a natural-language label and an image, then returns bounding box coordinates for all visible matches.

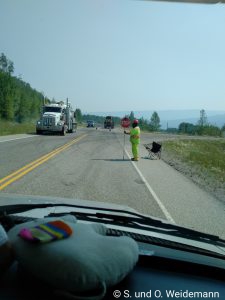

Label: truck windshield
[43,107,62,113]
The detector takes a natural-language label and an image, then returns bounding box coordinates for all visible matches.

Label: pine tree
[150,112,160,131]
[129,111,135,122]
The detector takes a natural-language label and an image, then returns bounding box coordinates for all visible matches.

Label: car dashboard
[1,214,225,300]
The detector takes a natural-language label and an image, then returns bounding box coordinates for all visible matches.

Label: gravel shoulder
[161,143,225,204]
[140,132,225,203]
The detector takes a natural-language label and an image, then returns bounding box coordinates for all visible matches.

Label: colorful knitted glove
[19,220,72,243]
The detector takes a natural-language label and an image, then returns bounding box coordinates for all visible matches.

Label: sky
[1,0,225,114]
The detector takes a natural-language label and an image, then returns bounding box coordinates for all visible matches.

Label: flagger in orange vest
[124,119,141,161]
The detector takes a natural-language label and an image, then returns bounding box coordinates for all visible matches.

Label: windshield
[43,107,62,113]
[0,0,225,242]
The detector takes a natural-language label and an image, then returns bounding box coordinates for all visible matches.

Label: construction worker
[124,119,140,161]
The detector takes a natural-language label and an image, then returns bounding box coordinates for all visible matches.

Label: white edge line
[125,148,176,224]
[0,135,38,143]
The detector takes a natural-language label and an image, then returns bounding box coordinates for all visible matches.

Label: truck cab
[36,101,77,135]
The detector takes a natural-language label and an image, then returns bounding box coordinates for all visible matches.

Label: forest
[0,53,46,123]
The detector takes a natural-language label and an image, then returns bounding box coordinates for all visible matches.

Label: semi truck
[104,116,114,129]
[36,99,77,135]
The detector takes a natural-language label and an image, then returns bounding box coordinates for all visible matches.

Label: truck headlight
[57,122,63,126]
[37,121,41,125]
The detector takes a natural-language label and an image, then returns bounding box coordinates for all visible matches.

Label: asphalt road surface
[0,128,224,238]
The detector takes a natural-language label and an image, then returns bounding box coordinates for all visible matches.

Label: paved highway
[0,128,224,238]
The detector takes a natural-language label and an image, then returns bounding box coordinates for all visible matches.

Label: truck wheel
[36,129,42,135]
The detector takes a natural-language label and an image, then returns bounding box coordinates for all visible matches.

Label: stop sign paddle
[121,117,130,128]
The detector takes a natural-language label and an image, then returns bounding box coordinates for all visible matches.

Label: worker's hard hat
[133,119,139,124]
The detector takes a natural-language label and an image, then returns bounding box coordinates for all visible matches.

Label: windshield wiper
[47,211,225,247]
[1,203,225,247]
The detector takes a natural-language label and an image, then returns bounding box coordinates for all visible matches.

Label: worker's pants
[131,143,139,159]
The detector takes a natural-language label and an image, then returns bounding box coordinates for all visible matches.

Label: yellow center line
[0,140,71,184]
[0,134,87,191]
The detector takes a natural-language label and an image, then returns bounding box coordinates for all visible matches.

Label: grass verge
[162,139,225,201]
[0,120,35,136]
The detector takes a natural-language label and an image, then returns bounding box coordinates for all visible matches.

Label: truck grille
[43,117,55,126]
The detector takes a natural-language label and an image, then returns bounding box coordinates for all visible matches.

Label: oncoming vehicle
[104,116,114,129]
[87,120,95,127]
[0,0,225,300]
[36,100,77,135]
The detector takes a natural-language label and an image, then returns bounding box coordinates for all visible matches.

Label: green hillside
[0,53,47,124]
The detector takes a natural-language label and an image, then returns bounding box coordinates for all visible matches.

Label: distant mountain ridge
[161,114,225,129]
[89,110,225,129]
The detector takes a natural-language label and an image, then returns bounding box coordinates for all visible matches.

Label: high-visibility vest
[130,126,140,144]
